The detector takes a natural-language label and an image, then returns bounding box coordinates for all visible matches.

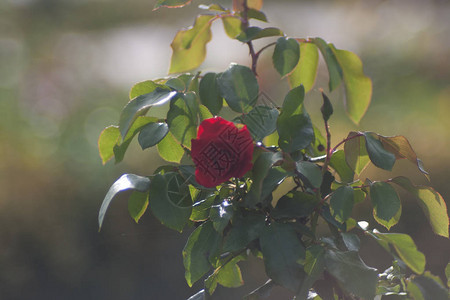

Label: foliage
[97,1,449,299]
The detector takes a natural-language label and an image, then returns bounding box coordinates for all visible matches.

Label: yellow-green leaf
[331,47,372,125]
[375,232,425,274]
[392,176,449,238]
[128,191,149,223]
[379,135,430,180]
[169,15,214,73]
[344,132,369,175]
[98,126,120,164]
[129,80,159,99]
[222,17,242,39]
[313,38,343,92]
[157,131,185,163]
[288,42,319,93]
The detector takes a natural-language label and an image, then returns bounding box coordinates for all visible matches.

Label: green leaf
[183,221,221,286]
[331,46,372,125]
[392,176,449,237]
[215,262,244,288]
[244,152,283,207]
[119,86,176,138]
[320,92,333,122]
[153,0,192,10]
[166,77,186,91]
[272,37,300,77]
[297,245,326,299]
[236,27,283,43]
[137,122,169,149]
[167,92,199,149]
[217,64,259,113]
[148,173,192,232]
[210,201,233,233]
[260,222,306,291]
[169,15,214,73]
[98,126,120,164]
[263,130,279,147]
[321,206,346,232]
[324,249,378,300]
[178,73,198,93]
[312,38,343,92]
[370,181,401,230]
[114,116,156,163]
[271,191,318,219]
[198,104,213,121]
[308,125,327,157]
[199,72,223,115]
[296,161,322,188]
[407,272,449,300]
[288,42,319,93]
[363,132,396,171]
[277,85,314,152]
[374,232,425,274]
[221,17,243,39]
[157,131,185,163]
[128,191,149,223]
[344,131,369,175]
[330,186,354,223]
[329,150,354,183]
[205,255,244,294]
[245,8,268,22]
[260,167,289,205]
[379,135,430,180]
[98,174,151,230]
[190,193,217,221]
[341,232,360,251]
[236,106,279,141]
[223,213,265,252]
[129,80,160,99]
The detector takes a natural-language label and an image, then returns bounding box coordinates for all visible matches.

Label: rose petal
[191,117,254,187]
[196,117,235,139]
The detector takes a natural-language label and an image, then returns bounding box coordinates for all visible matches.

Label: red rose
[191,117,254,188]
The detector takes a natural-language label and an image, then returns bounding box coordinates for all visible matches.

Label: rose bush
[97,1,450,299]
[191,117,254,188]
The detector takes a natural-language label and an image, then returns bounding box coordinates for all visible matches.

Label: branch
[241,0,258,75]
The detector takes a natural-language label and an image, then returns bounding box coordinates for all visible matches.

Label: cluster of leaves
[98,0,449,299]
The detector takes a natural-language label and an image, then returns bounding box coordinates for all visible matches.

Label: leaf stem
[321,118,332,177]
[255,42,277,57]
[330,131,364,154]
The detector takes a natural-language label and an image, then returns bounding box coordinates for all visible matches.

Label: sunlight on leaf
[169,15,214,73]
[331,47,372,125]
[288,42,319,93]
[98,174,151,230]
[392,176,449,237]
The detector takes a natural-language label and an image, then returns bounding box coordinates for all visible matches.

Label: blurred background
[0,0,449,299]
